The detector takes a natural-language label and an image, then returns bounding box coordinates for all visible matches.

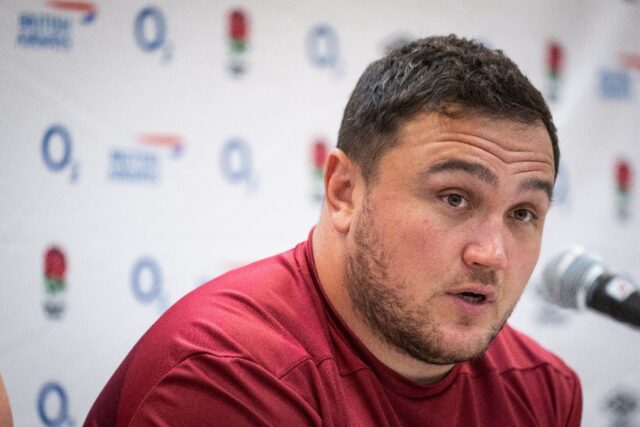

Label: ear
[323,149,360,234]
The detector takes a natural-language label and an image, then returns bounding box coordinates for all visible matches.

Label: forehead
[389,112,555,178]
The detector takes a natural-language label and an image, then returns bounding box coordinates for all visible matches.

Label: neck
[312,221,455,385]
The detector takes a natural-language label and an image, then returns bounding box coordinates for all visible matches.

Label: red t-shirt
[85,237,582,426]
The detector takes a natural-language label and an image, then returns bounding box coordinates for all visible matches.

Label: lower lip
[447,294,493,316]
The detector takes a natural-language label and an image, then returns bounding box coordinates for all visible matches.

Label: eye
[442,193,468,208]
[512,208,537,223]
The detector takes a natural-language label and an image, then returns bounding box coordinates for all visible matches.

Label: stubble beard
[344,201,509,366]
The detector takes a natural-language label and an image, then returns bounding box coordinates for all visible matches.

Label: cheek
[386,216,458,273]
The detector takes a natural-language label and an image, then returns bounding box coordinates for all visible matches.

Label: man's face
[344,112,555,365]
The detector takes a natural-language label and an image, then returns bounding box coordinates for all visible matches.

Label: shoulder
[169,245,330,368]
[140,244,330,374]
[126,352,324,426]
[88,243,334,425]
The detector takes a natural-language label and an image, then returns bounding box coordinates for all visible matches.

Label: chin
[442,338,492,362]
[427,325,500,363]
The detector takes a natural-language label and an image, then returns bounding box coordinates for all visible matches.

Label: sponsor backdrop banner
[1,0,639,425]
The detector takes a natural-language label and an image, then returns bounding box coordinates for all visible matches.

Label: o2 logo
[37,381,74,427]
[134,6,173,63]
[220,138,258,192]
[131,257,168,313]
[306,24,344,76]
[41,125,79,183]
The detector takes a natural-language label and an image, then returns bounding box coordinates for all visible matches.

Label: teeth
[458,292,485,303]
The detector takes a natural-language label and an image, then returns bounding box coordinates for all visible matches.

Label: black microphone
[542,247,640,328]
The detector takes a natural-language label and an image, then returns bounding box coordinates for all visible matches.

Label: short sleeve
[128,353,323,427]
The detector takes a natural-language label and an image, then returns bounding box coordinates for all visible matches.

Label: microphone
[542,247,640,328]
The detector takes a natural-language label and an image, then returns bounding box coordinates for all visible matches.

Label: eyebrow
[425,159,554,201]
[520,178,554,202]
[427,160,497,185]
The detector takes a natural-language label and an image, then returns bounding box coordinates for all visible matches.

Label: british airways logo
[619,52,640,72]
[109,133,184,183]
[16,1,97,50]
[47,0,96,23]
[599,69,633,99]
[598,51,640,100]
[137,133,184,158]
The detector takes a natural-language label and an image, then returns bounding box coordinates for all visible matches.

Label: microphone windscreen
[542,247,605,309]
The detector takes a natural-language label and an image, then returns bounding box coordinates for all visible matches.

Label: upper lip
[447,285,497,303]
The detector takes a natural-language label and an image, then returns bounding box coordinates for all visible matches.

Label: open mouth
[457,292,486,304]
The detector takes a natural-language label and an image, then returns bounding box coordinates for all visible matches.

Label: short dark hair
[337,34,559,181]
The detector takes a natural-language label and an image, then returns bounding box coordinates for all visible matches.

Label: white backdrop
[1,0,639,425]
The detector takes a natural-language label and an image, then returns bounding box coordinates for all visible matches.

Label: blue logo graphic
[37,381,73,427]
[220,138,257,191]
[16,2,97,50]
[306,24,340,69]
[17,14,72,50]
[109,149,159,182]
[599,69,633,99]
[134,6,172,63]
[131,257,168,312]
[42,125,79,182]
[137,133,184,158]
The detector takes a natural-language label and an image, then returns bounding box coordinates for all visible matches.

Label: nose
[462,219,508,271]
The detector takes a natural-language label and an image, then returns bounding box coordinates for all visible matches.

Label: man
[86,35,582,426]
[0,374,12,427]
